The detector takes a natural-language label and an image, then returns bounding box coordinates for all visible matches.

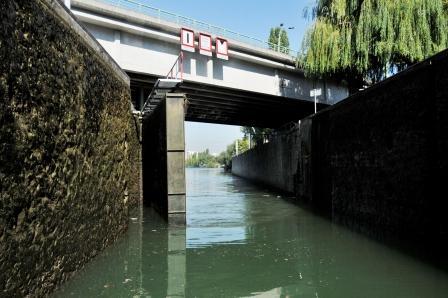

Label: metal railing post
[165,52,184,80]
[180,51,184,80]
[99,0,299,55]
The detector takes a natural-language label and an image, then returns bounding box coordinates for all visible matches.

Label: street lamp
[277,24,295,53]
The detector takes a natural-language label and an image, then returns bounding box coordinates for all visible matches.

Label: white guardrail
[94,0,299,59]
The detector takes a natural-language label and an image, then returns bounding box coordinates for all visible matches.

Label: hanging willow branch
[301,0,448,87]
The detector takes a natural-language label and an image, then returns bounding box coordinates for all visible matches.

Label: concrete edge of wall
[41,0,130,86]
[316,48,448,117]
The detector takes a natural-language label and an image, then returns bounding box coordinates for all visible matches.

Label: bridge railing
[92,0,298,59]
[167,52,184,80]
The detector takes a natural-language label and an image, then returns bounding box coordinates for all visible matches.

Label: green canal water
[54,168,448,297]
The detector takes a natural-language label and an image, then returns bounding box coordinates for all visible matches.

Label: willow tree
[301,0,448,92]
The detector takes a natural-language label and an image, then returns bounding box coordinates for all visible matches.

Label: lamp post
[276,24,295,53]
[276,23,284,52]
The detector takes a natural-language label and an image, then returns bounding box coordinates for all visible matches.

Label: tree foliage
[217,138,250,170]
[186,138,249,169]
[301,0,448,89]
[186,149,219,168]
[241,127,271,147]
[269,27,290,54]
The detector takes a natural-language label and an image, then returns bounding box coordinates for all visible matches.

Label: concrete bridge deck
[70,0,348,127]
[129,72,328,127]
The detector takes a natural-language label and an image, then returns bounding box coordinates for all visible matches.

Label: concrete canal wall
[233,49,448,247]
[0,0,140,296]
[142,94,186,225]
[232,128,298,192]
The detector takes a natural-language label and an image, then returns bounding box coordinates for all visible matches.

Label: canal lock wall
[142,93,186,224]
[0,0,140,296]
[233,49,448,254]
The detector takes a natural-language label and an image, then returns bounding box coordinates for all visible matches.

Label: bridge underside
[136,72,329,224]
[129,72,328,128]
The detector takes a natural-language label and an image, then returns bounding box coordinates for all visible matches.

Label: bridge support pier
[142,93,186,225]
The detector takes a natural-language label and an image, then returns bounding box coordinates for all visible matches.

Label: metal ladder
[140,52,184,118]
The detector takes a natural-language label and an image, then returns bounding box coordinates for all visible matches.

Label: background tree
[269,26,290,54]
[241,127,271,147]
[236,137,250,154]
[217,138,250,170]
[300,0,448,92]
[186,149,219,168]
[243,28,291,142]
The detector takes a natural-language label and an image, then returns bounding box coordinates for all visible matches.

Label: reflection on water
[187,167,247,248]
[54,168,448,297]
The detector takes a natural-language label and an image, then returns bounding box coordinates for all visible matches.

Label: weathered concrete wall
[312,49,448,243]
[233,118,313,198]
[233,49,448,249]
[142,99,169,214]
[0,0,139,296]
[232,130,300,193]
[142,94,186,224]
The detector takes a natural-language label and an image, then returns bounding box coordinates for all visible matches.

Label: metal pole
[314,93,317,113]
[277,25,283,52]
[180,51,184,80]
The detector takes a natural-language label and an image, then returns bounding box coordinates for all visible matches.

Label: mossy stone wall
[0,0,140,295]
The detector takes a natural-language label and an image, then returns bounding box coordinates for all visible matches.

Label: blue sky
[138,0,315,153]
[140,0,314,53]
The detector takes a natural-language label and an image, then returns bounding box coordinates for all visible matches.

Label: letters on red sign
[215,37,228,60]
[179,29,229,59]
[181,28,195,52]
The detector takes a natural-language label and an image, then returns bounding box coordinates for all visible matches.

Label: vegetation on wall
[0,0,139,296]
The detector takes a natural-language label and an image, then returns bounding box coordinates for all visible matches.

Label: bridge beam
[142,93,186,224]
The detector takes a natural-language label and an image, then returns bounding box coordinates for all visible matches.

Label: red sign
[181,28,195,52]
[179,29,229,60]
[215,37,228,60]
[199,33,212,56]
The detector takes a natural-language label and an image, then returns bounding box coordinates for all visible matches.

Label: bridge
[67,0,349,222]
[70,0,348,127]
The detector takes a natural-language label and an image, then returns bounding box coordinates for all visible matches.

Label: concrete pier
[142,93,186,224]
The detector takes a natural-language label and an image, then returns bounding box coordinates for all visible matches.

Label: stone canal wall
[0,0,140,296]
[233,49,448,248]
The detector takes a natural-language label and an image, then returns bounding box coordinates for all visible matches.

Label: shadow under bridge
[130,71,328,225]
[129,72,327,128]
